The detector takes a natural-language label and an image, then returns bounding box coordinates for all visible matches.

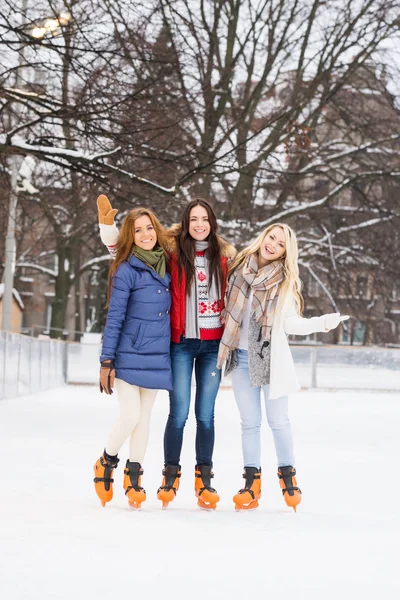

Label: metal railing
[66,341,400,392]
[0,330,67,400]
[1,331,399,399]
[20,324,88,341]
[291,344,400,391]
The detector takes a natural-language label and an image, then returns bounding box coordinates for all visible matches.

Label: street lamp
[31,12,71,39]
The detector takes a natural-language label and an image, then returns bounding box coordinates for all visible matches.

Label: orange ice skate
[278,465,302,512]
[123,461,146,510]
[93,450,119,507]
[195,465,220,510]
[233,467,261,511]
[157,464,181,509]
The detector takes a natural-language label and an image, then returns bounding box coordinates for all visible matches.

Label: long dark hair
[175,198,223,292]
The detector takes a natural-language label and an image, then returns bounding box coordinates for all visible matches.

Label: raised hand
[97,194,118,225]
[324,313,350,331]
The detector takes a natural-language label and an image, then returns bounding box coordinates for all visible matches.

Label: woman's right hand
[99,359,116,395]
[97,194,118,225]
[324,313,349,331]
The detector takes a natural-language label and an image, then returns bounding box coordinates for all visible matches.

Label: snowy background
[1,3,400,596]
[1,383,399,599]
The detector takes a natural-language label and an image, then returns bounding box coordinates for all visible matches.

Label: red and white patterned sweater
[195,250,223,341]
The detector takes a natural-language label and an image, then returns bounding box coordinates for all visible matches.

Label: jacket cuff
[99,223,119,246]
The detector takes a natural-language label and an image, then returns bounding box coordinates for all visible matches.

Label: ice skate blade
[197,499,217,511]
[128,503,142,511]
[283,494,301,512]
[158,496,173,508]
[195,490,219,511]
[233,491,260,512]
[95,491,111,507]
[283,501,300,512]
[234,501,259,511]
[157,489,176,506]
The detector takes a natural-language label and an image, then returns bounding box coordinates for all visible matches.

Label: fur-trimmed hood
[166,223,236,259]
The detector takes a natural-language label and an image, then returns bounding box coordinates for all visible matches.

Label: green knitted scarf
[133,245,166,278]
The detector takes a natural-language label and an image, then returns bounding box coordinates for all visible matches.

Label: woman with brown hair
[157,199,235,510]
[93,207,172,510]
[98,196,235,510]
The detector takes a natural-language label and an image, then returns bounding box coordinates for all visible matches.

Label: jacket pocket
[130,323,145,350]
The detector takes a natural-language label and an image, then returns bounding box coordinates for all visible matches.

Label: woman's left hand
[97,194,118,225]
[324,313,350,331]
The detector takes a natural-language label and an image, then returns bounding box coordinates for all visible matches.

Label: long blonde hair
[229,223,304,315]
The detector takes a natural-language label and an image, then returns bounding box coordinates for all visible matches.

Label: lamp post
[1,0,27,332]
[2,160,20,331]
[31,12,71,39]
[1,8,71,332]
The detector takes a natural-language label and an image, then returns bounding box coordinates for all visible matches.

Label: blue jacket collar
[128,255,170,285]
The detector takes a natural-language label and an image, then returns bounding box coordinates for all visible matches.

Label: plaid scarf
[217,254,284,369]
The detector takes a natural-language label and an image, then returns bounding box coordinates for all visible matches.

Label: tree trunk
[50,243,72,339]
[73,242,82,341]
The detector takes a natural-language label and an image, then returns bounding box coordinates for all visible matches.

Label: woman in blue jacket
[94,207,172,510]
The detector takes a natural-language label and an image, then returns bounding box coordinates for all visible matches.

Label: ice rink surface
[1,384,399,599]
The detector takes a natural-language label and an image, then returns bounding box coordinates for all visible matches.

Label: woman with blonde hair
[217,223,348,512]
[94,207,172,510]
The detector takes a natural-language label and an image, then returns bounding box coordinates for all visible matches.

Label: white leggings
[105,378,158,464]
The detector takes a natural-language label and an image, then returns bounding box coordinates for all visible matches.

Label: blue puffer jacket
[100,256,172,390]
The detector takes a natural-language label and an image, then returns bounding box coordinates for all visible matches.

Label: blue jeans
[164,338,222,466]
[231,349,295,468]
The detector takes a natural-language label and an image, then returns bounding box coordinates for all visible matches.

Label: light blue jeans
[231,349,295,468]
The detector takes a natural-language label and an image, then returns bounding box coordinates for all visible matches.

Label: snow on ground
[1,384,399,599]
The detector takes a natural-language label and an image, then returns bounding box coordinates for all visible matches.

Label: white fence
[291,345,399,391]
[1,331,399,400]
[0,330,67,400]
[67,337,101,385]
[67,341,400,392]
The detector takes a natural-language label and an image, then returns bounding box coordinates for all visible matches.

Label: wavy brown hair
[172,198,223,292]
[106,208,169,307]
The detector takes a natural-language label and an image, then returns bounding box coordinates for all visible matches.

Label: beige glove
[324,313,349,331]
[97,194,118,225]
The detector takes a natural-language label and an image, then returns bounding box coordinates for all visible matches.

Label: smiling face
[133,214,157,250]
[188,205,211,241]
[258,226,286,266]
